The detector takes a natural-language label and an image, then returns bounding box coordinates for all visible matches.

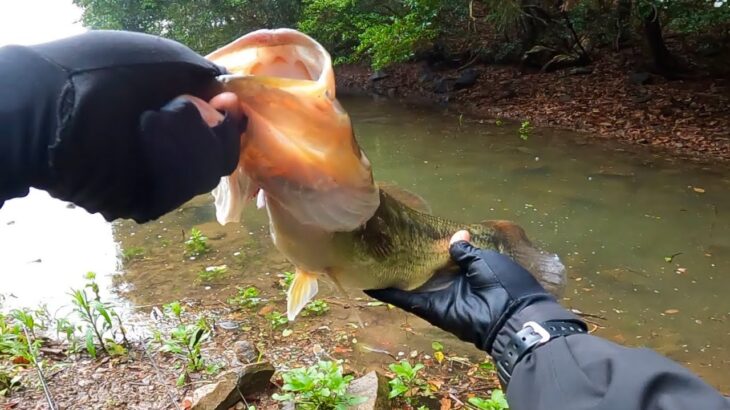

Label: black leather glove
[365,236,586,386]
[0,30,243,222]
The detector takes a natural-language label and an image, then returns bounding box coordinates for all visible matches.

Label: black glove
[366,239,586,386]
[0,30,243,222]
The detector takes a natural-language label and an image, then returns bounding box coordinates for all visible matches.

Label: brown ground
[335,53,730,163]
[2,297,500,410]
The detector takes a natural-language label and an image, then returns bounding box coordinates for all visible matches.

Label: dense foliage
[74,0,730,74]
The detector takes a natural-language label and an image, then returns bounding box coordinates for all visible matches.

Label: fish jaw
[208,29,379,231]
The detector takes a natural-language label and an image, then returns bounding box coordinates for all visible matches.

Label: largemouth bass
[207,29,567,320]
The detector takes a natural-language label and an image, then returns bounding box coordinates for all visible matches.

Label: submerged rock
[190,362,275,410]
[346,371,390,410]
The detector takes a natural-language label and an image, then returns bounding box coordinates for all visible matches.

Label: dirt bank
[335,55,730,163]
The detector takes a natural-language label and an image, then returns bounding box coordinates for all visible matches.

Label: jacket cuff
[491,301,584,388]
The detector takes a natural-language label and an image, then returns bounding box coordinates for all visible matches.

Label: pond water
[1,95,729,392]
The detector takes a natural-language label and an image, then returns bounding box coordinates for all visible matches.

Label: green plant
[0,312,34,365]
[228,286,262,309]
[272,360,367,409]
[388,360,431,403]
[197,265,228,282]
[266,311,289,330]
[121,246,145,262]
[69,272,128,358]
[301,300,329,317]
[0,365,21,397]
[55,317,82,354]
[468,389,509,409]
[185,228,210,257]
[518,120,533,140]
[279,271,295,290]
[158,301,213,386]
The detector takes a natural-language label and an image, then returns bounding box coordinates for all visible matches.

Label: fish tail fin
[287,269,319,321]
[484,220,567,297]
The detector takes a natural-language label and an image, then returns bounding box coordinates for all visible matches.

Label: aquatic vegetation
[121,246,145,262]
[197,265,228,282]
[227,286,262,309]
[69,272,128,358]
[266,311,289,330]
[388,360,431,404]
[518,120,533,140]
[468,389,509,409]
[158,301,214,386]
[272,360,367,409]
[185,228,210,257]
[301,300,330,317]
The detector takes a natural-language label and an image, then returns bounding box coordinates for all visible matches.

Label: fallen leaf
[428,379,444,390]
[282,329,293,337]
[434,351,445,364]
[257,304,275,316]
[440,397,452,410]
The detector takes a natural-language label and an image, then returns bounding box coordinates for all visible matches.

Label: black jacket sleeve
[0,31,224,217]
[507,334,730,410]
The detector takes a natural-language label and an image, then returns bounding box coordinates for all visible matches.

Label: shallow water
[2,95,729,391]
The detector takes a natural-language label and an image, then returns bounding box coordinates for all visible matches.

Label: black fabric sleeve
[0,45,66,206]
[0,31,224,217]
[507,334,730,410]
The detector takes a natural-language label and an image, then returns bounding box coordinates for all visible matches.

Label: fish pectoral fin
[287,269,319,320]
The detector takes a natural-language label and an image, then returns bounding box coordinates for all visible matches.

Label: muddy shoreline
[334,58,730,164]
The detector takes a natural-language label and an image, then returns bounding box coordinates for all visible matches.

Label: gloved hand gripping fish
[207,29,567,321]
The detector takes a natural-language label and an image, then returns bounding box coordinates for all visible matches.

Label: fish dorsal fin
[287,269,319,320]
[378,182,432,214]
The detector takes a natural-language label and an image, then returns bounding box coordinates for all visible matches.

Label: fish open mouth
[209,29,380,231]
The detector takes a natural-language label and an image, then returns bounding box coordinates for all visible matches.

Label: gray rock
[191,362,275,410]
[346,371,390,410]
[629,71,651,85]
[369,70,388,81]
[568,66,593,76]
[454,68,479,90]
[233,340,260,364]
[433,77,452,94]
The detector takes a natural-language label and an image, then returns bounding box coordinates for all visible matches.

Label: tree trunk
[642,6,685,76]
[615,0,632,49]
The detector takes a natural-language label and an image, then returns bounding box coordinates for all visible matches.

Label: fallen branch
[22,325,57,410]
